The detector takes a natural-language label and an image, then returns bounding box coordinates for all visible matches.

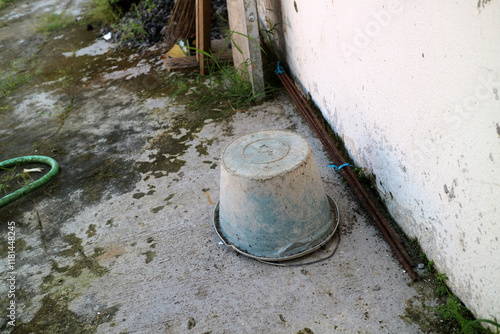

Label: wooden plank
[162,52,233,72]
[196,0,212,75]
[162,56,199,72]
[226,0,264,100]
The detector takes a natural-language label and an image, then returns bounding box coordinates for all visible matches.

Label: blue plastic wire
[275,61,285,74]
[327,163,352,171]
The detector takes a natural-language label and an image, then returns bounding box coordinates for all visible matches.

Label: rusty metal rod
[279,72,417,276]
[279,73,417,279]
[276,70,418,281]
[279,72,414,266]
[282,73,414,266]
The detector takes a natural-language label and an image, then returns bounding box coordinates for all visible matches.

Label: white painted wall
[257,0,500,322]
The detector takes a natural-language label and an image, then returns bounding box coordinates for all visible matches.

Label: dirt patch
[97,245,124,260]
[401,277,451,333]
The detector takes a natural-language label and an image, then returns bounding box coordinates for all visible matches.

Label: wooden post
[196,0,212,75]
[227,0,264,100]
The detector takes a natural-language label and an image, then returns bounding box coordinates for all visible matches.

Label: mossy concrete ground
[1,0,447,333]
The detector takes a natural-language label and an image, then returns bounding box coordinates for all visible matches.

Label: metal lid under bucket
[214,130,340,261]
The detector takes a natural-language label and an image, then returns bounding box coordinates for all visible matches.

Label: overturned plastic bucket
[214,129,339,261]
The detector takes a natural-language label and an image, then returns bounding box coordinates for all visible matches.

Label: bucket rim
[213,194,340,261]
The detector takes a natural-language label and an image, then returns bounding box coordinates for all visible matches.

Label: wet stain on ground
[165,193,175,204]
[134,105,234,180]
[1,37,148,222]
[0,238,26,257]
[11,295,118,334]
[132,192,146,199]
[143,250,156,264]
[195,137,216,156]
[151,205,164,213]
[133,188,156,199]
[78,157,140,203]
[56,234,108,277]
[4,232,114,333]
[86,224,97,238]
[134,131,188,179]
[65,255,108,278]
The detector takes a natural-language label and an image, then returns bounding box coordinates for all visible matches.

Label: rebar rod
[276,70,418,281]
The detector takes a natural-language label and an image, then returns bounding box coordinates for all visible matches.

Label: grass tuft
[0,166,34,195]
[37,13,75,33]
[86,0,120,24]
[426,261,500,333]
[1,60,31,101]
[114,12,148,47]
[0,0,20,10]
[168,32,280,110]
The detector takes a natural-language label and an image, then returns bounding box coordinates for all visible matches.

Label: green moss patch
[13,295,118,334]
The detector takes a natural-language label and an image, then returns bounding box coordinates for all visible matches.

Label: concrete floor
[0,0,445,333]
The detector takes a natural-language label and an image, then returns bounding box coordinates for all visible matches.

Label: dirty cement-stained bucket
[214,129,338,261]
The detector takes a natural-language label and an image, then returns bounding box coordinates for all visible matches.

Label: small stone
[417,263,425,269]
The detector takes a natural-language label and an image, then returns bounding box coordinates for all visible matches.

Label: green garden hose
[0,156,59,208]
